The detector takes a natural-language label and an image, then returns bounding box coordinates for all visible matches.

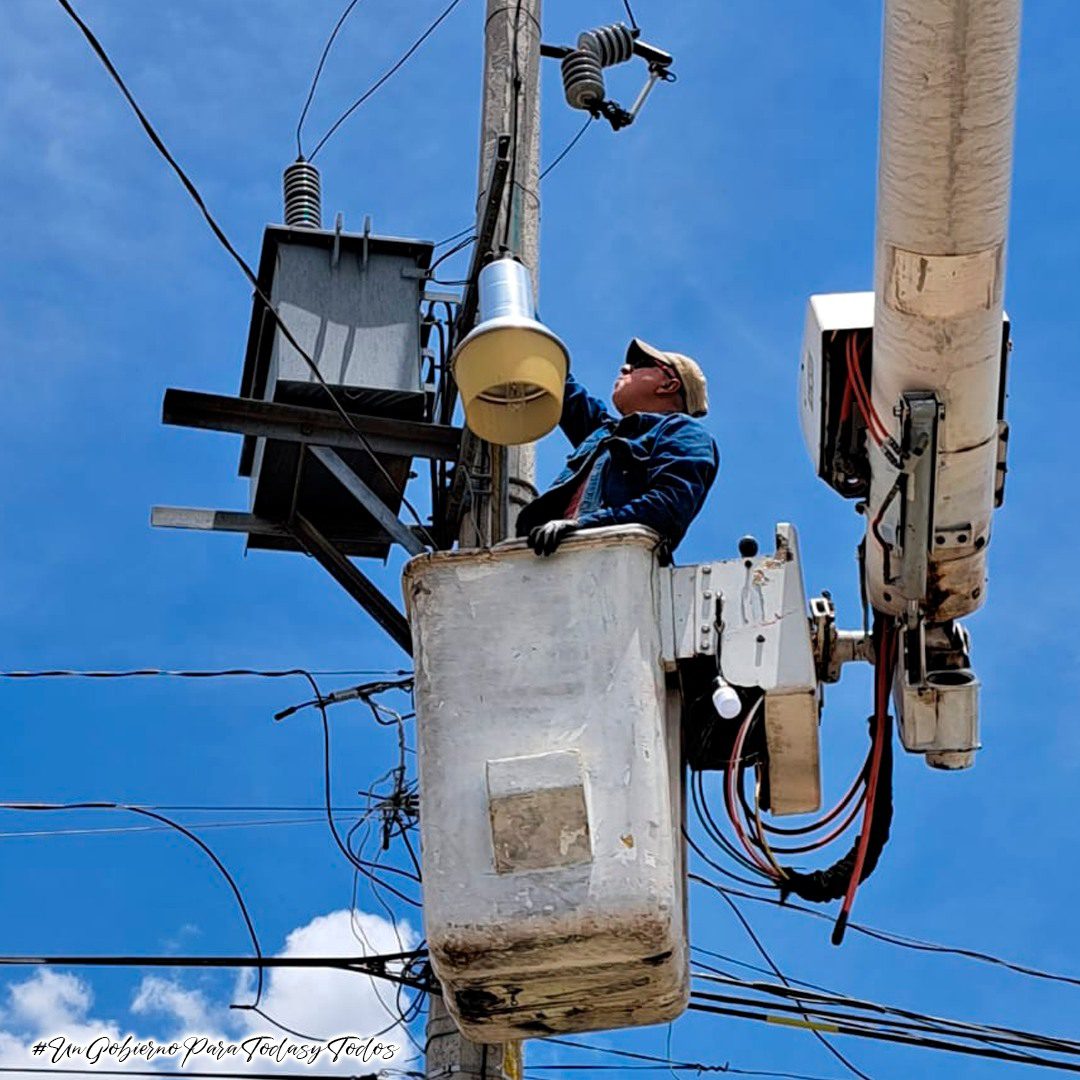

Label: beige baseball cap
[626,338,709,417]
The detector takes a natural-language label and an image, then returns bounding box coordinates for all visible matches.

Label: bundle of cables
[693,615,899,944]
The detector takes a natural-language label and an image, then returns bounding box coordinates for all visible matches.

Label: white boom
[866,0,1021,621]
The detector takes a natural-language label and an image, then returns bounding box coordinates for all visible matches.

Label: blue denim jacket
[516,373,720,554]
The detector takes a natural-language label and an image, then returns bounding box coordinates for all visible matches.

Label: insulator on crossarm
[561,23,636,112]
[282,158,322,229]
[578,22,635,67]
[561,48,605,110]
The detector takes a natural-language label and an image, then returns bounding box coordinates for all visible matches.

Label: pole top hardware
[542,23,675,131]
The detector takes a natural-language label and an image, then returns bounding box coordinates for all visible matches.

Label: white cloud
[0,909,420,1079]
[131,979,212,1033]
[236,909,419,1043]
[0,970,127,1080]
[5,971,93,1030]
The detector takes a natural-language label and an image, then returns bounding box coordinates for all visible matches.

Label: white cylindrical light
[711,677,742,721]
[451,258,569,446]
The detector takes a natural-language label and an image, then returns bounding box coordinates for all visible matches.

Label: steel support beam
[150,506,429,549]
[309,446,426,556]
[163,388,463,462]
[288,514,413,656]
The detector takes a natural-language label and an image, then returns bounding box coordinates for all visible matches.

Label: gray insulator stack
[561,22,635,111]
[282,159,322,229]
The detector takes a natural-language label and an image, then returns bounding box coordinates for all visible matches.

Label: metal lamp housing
[452,258,569,446]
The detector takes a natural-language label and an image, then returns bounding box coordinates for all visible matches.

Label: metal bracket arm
[162,388,463,463]
[309,446,426,556]
[150,506,430,549]
[287,513,413,657]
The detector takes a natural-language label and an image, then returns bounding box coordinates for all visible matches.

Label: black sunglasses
[623,354,679,380]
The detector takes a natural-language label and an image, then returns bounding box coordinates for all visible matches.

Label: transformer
[236,224,433,558]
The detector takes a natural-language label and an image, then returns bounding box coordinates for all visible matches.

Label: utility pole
[460,0,542,548]
[425,2,541,1077]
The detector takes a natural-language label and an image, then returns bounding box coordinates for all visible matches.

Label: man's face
[611,354,683,416]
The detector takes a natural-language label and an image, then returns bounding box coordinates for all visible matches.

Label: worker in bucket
[516,338,719,558]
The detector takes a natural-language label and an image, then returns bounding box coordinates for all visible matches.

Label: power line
[0,800,267,1008]
[295,0,366,157]
[282,672,423,907]
[692,946,836,998]
[308,0,467,160]
[690,874,1080,993]
[687,997,1080,1074]
[0,667,410,680]
[690,971,1080,1058]
[621,0,640,31]
[0,816,326,839]
[137,802,387,811]
[712,888,871,1080]
[432,115,601,252]
[0,1071,383,1080]
[541,1037,842,1080]
[0,947,425,977]
[53,0,436,547]
[539,117,594,181]
[433,224,475,248]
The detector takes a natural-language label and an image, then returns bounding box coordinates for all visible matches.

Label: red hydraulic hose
[832,617,896,944]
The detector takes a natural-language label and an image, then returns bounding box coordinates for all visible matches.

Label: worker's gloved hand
[527,519,579,556]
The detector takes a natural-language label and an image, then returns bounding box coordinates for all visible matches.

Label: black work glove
[527,519,579,556]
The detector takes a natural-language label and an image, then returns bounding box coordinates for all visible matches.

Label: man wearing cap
[516,338,719,558]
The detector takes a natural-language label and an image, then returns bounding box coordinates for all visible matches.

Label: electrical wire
[295,0,366,157]
[281,673,422,907]
[432,114,600,255]
[690,971,1080,1058]
[691,771,775,882]
[723,700,783,881]
[501,0,526,251]
[308,0,468,160]
[53,0,436,547]
[687,996,1080,1074]
[541,1037,841,1080]
[539,117,594,181]
[755,760,868,837]
[244,1005,326,1043]
[139,800,391,810]
[711,888,872,1080]
[621,0,640,31]
[433,225,475,248]
[426,233,477,275]
[691,947,838,999]
[0,948,428,995]
[845,332,888,446]
[0,1071,381,1080]
[689,873,1080,993]
[0,816,327,839]
[0,801,266,1009]
[0,667,410,680]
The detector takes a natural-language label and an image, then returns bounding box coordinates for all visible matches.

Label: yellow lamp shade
[451,258,570,446]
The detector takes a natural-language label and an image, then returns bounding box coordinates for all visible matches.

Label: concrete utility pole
[425,4,540,1077]
[461,0,543,548]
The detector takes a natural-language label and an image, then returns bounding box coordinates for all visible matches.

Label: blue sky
[2,1,1080,1077]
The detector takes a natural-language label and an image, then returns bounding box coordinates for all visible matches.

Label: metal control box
[237,225,433,558]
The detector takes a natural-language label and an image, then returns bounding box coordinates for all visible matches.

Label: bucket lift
[404,522,855,1040]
